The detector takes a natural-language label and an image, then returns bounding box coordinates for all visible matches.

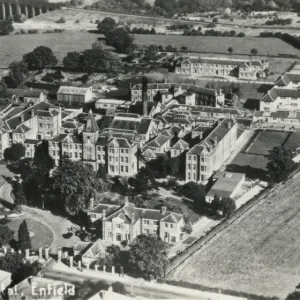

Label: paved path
[0,182,13,205]
[44,266,246,300]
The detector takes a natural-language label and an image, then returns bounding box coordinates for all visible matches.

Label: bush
[75,19,80,23]
[55,17,66,23]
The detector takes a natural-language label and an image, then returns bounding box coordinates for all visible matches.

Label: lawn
[245,130,289,156]
[169,170,300,299]
[283,132,300,151]
[4,217,53,250]
[133,34,300,57]
[0,31,108,68]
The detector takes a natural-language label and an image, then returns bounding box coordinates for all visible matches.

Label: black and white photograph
[0,0,299,299]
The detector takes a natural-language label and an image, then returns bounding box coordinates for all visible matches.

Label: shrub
[55,17,66,23]
[75,19,80,23]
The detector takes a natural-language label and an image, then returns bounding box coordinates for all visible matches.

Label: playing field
[169,170,300,298]
[245,130,289,156]
[0,31,107,68]
[134,34,300,57]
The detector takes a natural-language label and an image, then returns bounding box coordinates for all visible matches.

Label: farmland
[0,31,108,68]
[133,34,300,57]
[169,169,300,299]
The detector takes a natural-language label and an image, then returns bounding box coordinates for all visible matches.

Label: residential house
[88,198,185,244]
[24,139,40,158]
[95,99,131,112]
[57,86,93,105]
[185,118,237,182]
[0,88,47,105]
[275,72,300,88]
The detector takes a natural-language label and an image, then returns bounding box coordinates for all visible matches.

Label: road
[43,268,245,300]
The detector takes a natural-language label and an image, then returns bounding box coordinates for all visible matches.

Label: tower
[142,76,148,117]
[83,110,99,164]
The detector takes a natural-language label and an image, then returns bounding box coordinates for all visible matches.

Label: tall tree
[18,220,31,251]
[221,197,236,219]
[97,17,117,35]
[129,235,168,278]
[144,44,159,61]
[6,61,29,88]
[12,181,27,212]
[250,48,258,56]
[105,27,135,54]
[267,146,296,183]
[227,47,233,55]
[0,225,13,247]
[23,46,58,70]
[180,182,205,212]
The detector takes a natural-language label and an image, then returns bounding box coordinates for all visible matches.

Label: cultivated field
[0,31,106,67]
[245,130,289,156]
[169,170,300,298]
[134,34,300,57]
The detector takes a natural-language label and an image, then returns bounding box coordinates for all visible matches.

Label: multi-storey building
[57,85,93,105]
[185,118,237,182]
[0,88,47,105]
[0,102,62,159]
[88,198,185,244]
[176,57,269,80]
[130,83,225,107]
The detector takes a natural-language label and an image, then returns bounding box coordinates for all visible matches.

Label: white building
[57,86,93,105]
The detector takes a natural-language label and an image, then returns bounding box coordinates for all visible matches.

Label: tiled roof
[107,138,132,149]
[50,133,68,142]
[61,134,82,144]
[111,119,139,131]
[142,148,157,158]
[73,241,92,253]
[137,118,152,135]
[187,144,204,155]
[275,72,300,86]
[116,113,140,119]
[171,139,189,150]
[260,87,300,102]
[82,239,108,259]
[89,203,119,214]
[14,124,30,133]
[85,109,99,133]
[24,139,40,145]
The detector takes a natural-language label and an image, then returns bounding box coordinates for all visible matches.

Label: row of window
[109,156,129,163]
[187,155,205,162]
[144,220,158,225]
[187,173,205,181]
[109,148,129,154]
[63,144,82,150]
[39,123,51,129]
[109,165,129,173]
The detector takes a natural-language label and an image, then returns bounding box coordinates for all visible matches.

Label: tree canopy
[18,220,31,251]
[129,235,168,278]
[5,61,29,88]
[105,27,135,54]
[267,146,296,183]
[221,197,236,219]
[180,181,206,212]
[0,19,14,35]
[63,51,83,71]
[0,225,13,247]
[23,46,58,70]
[3,143,25,161]
[52,160,108,216]
[97,17,117,34]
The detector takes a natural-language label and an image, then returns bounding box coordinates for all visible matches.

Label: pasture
[169,170,300,299]
[0,31,106,67]
[133,34,300,57]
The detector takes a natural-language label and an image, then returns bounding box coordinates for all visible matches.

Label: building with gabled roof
[57,85,93,105]
[175,56,269,80]
[89,198,185,245]
[275,72,300,88]
[185,118,237,182]
[170,138,189,157]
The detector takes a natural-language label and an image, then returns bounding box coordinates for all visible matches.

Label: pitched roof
[14,124,30,134]
[24,139,40,145]
[58,85,91,95]
[171,139,189,150]
[50,133,68,142]
[275,73,300,86]
[142,148,157,158]
[137,118,152,135]
[260,87,300,102]
[89,203,119,215]
[85,109,99,133]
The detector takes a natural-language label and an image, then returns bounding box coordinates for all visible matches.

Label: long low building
[175,56,269,80]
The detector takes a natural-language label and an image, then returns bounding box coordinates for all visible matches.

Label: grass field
[169,170,300,298]
[245,130,289,156]
[134,34,300,57]
[5,217,53,249]
[0,31,106,67]
[283,132,300,151]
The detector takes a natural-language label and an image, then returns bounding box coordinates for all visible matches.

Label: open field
[134,34,300,57]
[245,130,289,156]
[0,31,106,67]
[169,170,300,299]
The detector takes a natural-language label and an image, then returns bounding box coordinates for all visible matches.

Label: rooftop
[58,85,91,95]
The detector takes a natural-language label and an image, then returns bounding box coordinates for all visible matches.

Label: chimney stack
[228,119,232,129]
[214,136,218,146]
[131,212,135,224]
[124,196,129,206]
[142,76,148,117]
[89,198,94,209]
[31,109,34,117]
[20,114,24,123]
[102,209,106,220]
[161,206,167,215]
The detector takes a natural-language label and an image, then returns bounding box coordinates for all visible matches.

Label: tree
[97,163,107,179]
[23,46,58,70]
[52,160,107,216]
[6,61,28,88]
[12,260,42,285]
[227,46,233,55]
[229,30,236,37]
[3,143,25,161]
[0,19,14,35]
[180,182,205,211]
[18,220,31,251]
[253,0,266,10]
[105,27,135,54]
[91,41,103,50]
[97,17,117,35]
[211,194,222,212]
[128,166,157,193]
[144,44,158,61]
[129,235,168,278]
[111,282,127,295]
[12,180,27,212]
[63,51,83,70]
[0,225,13,247]
[237,32,246,37]
[267,146,296,183]
[221,197,236,219]
[250,48,258,56]
[82,49,121,73]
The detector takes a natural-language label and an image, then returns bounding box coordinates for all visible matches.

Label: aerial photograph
[1,0,300,299]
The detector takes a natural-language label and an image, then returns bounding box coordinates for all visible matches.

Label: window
[165,223,168,228]
[80,153,82,159]
[125,157,128,163]
[121,157,124,163]
[193,164,196,170]
[52,150,56,156]
[125,149,129,154]
[144,220,150,225]
[121,166,124,172]
[125,166,128,172]
[116,224,121,228]
[188,164,191,170]
[188,174,191,180]
[74,152,78,158]
[116,233,122,241]
[26,152,30,157]
[171,236,176,243]
[90,214,96,218]
[193,156,196,161]
[121,149,124,154]
[110,166,114,172]
[193,173,196,180]
[75,144,78,150]
[153,221,158,225]
[98,155,101,160]
[170,224,173,229]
